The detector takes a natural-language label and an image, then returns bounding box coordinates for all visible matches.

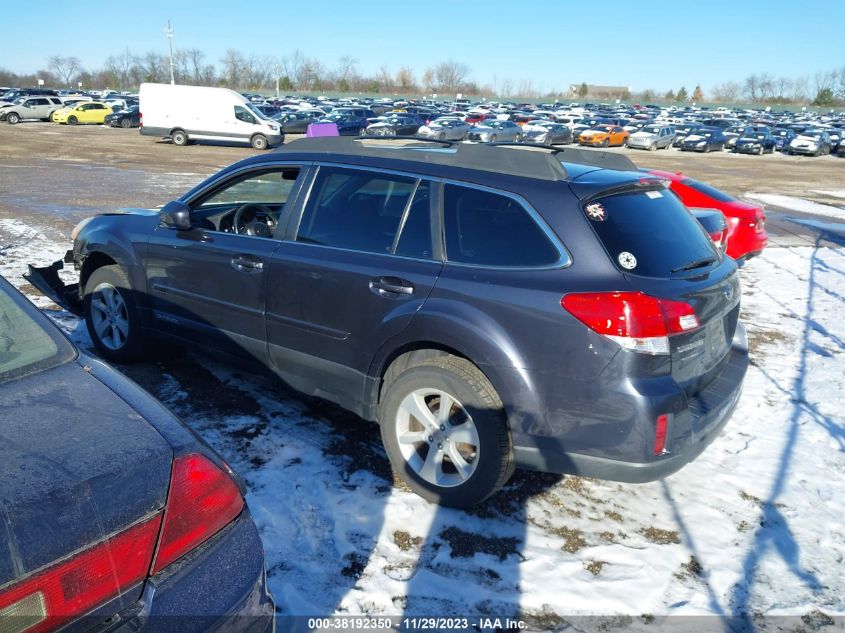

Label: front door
[142,166,303,363]
[265,166,442,413]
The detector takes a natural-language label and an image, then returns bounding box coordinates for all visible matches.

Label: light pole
[165,21,175,85]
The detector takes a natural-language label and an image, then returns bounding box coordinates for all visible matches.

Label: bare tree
[774,76,793,101]
[499,77,513,98]
[49,55,83,87]
[220,48,247,87]
[395,66,416,92]
[711,81,740,102]
[743,74,761,102]
[432,60,470,94]
[421,68,435,93]
[136,51,167,83]
[103,48,134,91]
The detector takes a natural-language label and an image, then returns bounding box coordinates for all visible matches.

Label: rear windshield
[586,189,719,278]
[0,283,76,383]
[680,178,737,203]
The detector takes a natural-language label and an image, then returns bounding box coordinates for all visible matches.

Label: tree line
[1,49,843,105]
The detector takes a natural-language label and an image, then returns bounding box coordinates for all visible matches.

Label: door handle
[369,276,414,296]
[231,256,264,272]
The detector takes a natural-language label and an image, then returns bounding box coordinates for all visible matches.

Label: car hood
[0,359,172,586]
[631,132,658,139]
[684,135,707,142]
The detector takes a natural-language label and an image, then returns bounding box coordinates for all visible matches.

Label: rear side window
[680,178,736,202]
[443,184,560,267]
[297,167,417,255]
[586,189,718,277]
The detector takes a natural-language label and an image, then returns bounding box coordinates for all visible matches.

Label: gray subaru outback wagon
[29,137,748,507]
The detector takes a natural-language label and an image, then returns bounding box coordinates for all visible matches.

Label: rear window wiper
[671,257,717,273]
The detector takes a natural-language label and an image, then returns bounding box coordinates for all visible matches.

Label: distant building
[568,84,632,100]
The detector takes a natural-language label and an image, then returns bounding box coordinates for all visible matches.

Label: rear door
[265,166,442,411]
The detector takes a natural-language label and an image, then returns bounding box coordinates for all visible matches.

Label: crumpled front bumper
[23,254,83,315]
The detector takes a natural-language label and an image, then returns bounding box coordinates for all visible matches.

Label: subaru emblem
[724,284,734,300]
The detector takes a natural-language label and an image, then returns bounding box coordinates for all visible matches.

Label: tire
[250,134,268,150]
[68,116,78,125]
[758,146,764,156]
[120,117,132,129]
[601,138,609,147]
[7,112,20,125]
[358,128,366,137]
[438,132,446,141]
[171,129,188,146]
[50,112,58,122]
[379,356,513,507]
[490,134,497,143]
[544,134,553,146]
[649,142,657,151]
[83,265,145,363]
[704,145,710,153]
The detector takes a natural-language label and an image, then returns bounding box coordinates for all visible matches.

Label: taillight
[138,112,142,129]
[561,292,700,355]
[654,414,669,455]
[151,454,244,574]
[708,228,729,252]
[0,514,162,633]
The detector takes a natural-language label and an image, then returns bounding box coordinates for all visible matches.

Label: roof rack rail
[274,136,636,181]
[350,135,458,147]
[487,141,637,172]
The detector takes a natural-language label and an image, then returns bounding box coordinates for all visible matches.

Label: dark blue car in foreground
[0,275,274,632]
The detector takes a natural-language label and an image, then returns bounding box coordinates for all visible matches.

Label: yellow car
[51,101,113,125]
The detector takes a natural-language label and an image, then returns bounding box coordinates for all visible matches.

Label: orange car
[578,124,629,147]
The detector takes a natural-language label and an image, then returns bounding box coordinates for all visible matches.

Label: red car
[646,169,768,262]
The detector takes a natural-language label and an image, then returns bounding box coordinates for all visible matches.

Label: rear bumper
[512,323,749,483]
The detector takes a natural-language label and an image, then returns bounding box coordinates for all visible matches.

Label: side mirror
[160,200,191,230]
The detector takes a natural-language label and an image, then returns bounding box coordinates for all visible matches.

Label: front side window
[198,169,299,209]
[234,105,256,124]
[443,184,560,267]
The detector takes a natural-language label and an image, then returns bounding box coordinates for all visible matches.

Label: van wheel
[171,129,188,146]
[83,265,145,363]
[6,112,19,124]
[250,134,268,150]
[379,356,513,508]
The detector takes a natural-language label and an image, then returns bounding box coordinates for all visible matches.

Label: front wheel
[250,134,268,150]
[67,116,78,125]
[601,138,609,147]
[379,356,513,508]
[649,142,657,151]
[7,112,21,124]
[83,265,145,363]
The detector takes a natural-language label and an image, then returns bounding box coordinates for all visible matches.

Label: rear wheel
[83,265,145,363]
[250,134,268,150]
[379,356,513,507]
[120,117,132,129]
[7,112,20,125]
[171,129,188,145]
[67,116,78,125]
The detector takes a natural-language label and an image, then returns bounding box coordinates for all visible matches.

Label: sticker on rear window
[645,190,663,199]
[618,252,637,270]
[585,202,606,221]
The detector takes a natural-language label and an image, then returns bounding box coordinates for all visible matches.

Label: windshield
[0,281,76,384]
[641,126,661,134]
[244,101,273,122]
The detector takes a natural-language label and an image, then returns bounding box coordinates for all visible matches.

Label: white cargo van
[139,83,283,149]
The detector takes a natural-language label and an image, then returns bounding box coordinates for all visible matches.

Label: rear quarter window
[443,184,561,267]
[586,188,719,278]
[681,178,736,203]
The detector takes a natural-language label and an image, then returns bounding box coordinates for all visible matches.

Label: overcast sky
[7,0,843,94]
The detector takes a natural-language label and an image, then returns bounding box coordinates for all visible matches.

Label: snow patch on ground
[746,193,844,218]
[812,189,845,199]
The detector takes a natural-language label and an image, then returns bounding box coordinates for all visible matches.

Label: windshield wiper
[671,257,717,273]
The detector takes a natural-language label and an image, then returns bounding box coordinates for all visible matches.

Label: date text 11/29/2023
[306,616,527,631]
